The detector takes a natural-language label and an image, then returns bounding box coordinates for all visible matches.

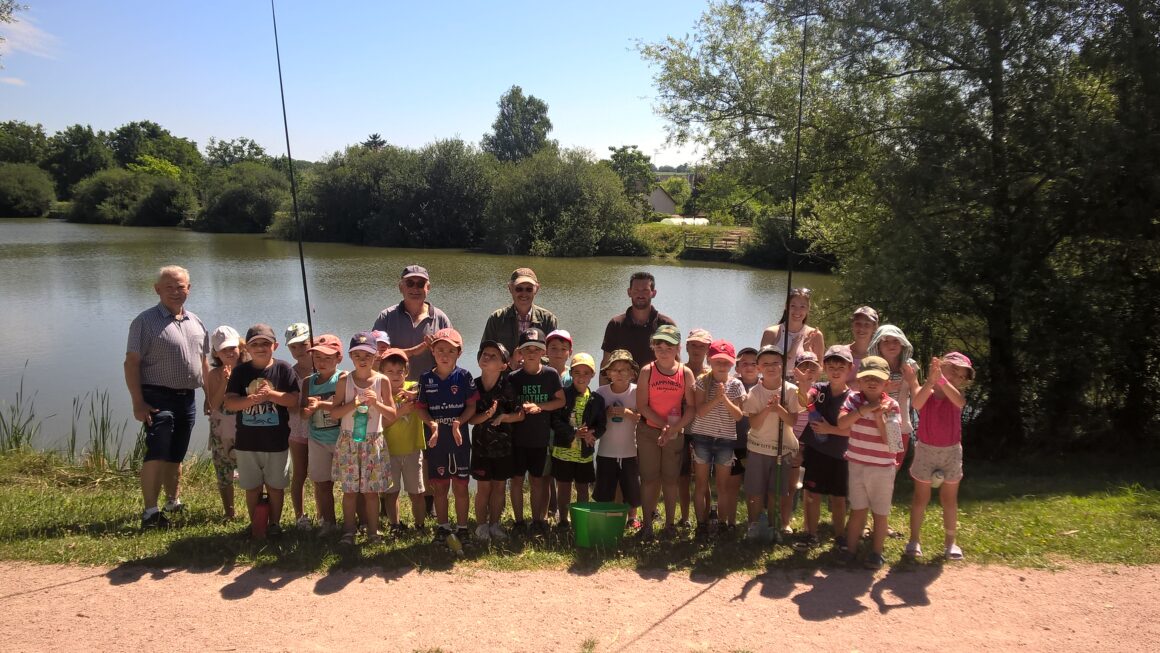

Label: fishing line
[270,0,315,345]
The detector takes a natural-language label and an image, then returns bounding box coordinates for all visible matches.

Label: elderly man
[480,267,558,360]
[372,264,453,381]
[600,271,676,372]
[124,265,209,529]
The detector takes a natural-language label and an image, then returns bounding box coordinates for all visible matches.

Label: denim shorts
[141,385,197,463]
[690,433,736,467]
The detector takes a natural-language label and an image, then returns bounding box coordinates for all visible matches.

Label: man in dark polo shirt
[600,271,676,372]
[481,267,558,366]
[372,264,453,381]
[124,265,209,529]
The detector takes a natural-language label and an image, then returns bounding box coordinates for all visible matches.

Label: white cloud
[0,76,26,86]
[0,14,59,59]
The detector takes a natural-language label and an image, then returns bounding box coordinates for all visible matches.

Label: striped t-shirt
[842,391,901,467]
[688,375,745,440]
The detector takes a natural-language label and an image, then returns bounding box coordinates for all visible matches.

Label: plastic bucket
[570,501,629,548]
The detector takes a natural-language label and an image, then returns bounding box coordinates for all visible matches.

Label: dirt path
[1,561,1156,652]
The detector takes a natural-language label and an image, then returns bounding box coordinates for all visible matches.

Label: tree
[42,124,114,199]
[0,162,54,217]
[196,161,287,233]
[606,145,655,215]
[481,85,555,162]
[362,133,386,151]
[69,167,195,227]
[0,2,26,68]
[659,176,691,214]
[107,120,204,174]
[205,137,268,167]
[0,121,48,164]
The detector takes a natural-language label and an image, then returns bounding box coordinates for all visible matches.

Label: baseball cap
[401,264,429,280]
[284,322,310,346]
[570,352,597,372]
[211,325,241,352]
[853,306,879,323]
[546,329,572,345]
[857,355,891,380]
[708,339,736,363]
[510,268,538,286]
[380,347,409,364]
[756,344,784,360]
[736,346,759,358]
[246,324,277,344]
[307,334,343,357]
[823,344,854,363]
[601,349,639,374]
[431,328,463,349]
[518,327,547,350]
[686,328,713,344]
[348,331,378,355]
[478,340,510,363]
[371,330,391,346]
[795,351,822,369]
[651,324,681,345]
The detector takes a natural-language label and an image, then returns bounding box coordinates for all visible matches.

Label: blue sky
[1,1,708,165]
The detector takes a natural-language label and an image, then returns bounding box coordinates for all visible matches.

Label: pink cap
[708,339,736,363]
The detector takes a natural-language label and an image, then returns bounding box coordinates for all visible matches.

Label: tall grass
[0,371,45,451]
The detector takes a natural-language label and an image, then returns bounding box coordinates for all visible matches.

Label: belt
[142,384,194,396]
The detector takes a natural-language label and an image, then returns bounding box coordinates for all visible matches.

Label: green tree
[481,85,555,162]
[0,162,54,217]
[107,120,204,174]
[69,168,195,227]
[659,176,691,213]
[42,124,114,199]
[205,137,269,168]
[0,121,48,164]
[606,145,655,214]
[362,133,386,151]
[0,2,26,68]
[196,161,289,233]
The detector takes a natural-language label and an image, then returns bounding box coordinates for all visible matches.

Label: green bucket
[570,501,629,548]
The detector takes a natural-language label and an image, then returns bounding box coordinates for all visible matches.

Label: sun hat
[431,328,463,350]
[478,340,510,363]
[284,322,310,346]
[857,356,891,380]
[601,349,640,374]
[651,324,681,345]
[348,331,378,355]
[686,328,713,344]
[245,324,277,344]
[570,352,597,372]
[708,340,736,363]
[211,326,241,352]
[307,334,343,357]
[823,344,854,364]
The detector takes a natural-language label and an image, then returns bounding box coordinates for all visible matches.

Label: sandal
[945,544,964,561]
[340,532,356,546]
[904,541,923,558]
[793,534,820,551]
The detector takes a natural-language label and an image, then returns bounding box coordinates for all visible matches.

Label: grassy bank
[0,449,1156,574]
[632,223,746,258]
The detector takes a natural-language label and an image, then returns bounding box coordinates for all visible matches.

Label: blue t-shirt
[306,371,341,445]
[418,366,478,451]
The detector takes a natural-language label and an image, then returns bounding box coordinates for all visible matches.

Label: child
[327,331,396,545]
[798,345,854,550]
[416,328,477,543]
[594,350,642,528]
[681,327,712,527]
[636,325,696,540]
[845,306,879,391]
[742,345,803,540]
[223,324,301,538]
[545,330,574,388]
[868,324,920,467]
[908,352,973,561]
[786,351,823,525]
[379,349,427,534]
[204,325,245,519]
[469,341,523,541]
[685,328,712,377]
[723,346,760,529]
[284,322,313,530]
[299,334,343,533]
[687,340,746,539]
[837,355,903,569]
[550,353,607,530]
[508,328,565,535]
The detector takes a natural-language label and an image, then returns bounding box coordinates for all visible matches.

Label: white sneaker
[489,523,508,541]
[163,499,185,512]
[296,514,313,530]
[746,522,763,541]
[474,524,492,541]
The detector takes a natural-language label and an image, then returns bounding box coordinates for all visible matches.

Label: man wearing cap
[124,265,209,529]
[373,265,453,381]
[600,271,676,372]
[481,267,558,362]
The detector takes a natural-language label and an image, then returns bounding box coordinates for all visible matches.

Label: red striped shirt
[842,391,900,467]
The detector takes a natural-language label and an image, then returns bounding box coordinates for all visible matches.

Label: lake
[0,218,833,455]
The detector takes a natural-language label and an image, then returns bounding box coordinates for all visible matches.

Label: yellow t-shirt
[384,380,425,456]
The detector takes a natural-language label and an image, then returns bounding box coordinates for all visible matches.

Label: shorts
[636,423,685,483]
[690,433,737,467]
[847,462,896,515]
[594,456,641,507]
[551,458,595,484]
[512,445,549,479]
[288,413,309,445]
[236,449,290,491]
[140,385,196,464]
[910,441,964,484]
[306,439,335,483]
[332,431,389,493]
[743,451,794,498]
[471,454,514,483]
[207,412,237,491]
[386,451,425,493]
[730,447,746,477]
[426,443,470,482]
[802,446,848,497]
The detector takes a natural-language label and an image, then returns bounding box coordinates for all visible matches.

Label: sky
[0,0,710,166]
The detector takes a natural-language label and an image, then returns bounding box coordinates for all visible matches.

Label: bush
[0,163,55,217]
[68,168,197,226]
[195,162,289,233]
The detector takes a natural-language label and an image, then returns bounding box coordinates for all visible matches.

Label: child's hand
[809,419,830,435]
[451,420,463,446]
[222,365,232,381]
[713,381,726,402]
[580,426,596,446]
[928,357,943,383]
[523,402,541,415]
[490,414,506,427]
[401,388,418,403]
[361,388,378,405]
[426,421,439,448]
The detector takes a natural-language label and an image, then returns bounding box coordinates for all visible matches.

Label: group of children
[203,296,973,568]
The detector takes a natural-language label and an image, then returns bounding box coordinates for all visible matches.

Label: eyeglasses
[403,279,427,289]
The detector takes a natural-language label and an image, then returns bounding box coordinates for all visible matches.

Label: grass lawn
[0,449,1156,575]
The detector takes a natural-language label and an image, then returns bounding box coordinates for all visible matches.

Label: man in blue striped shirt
[124,265,209,529]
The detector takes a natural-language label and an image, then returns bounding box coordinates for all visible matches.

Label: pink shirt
[645,363,686,429]
[917,382,962,447]
[842,391,901,467]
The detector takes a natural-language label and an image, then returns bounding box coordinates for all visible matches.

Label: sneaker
[676,517,689,529]
[555,520,571,532]
[140,510,170,530]
[267,523,284,538]
[433,525,452,544]
[864,551,886,570]
[367,533,383,546]
[489,523,509,541]
[162,499,184,513]
[637,525,655,542]
[530,520,549,537]
[628,518,643,530]
[457,526,470,541]
[339,531,356,546]
[793,534,821,551]
[834,535,848,551]
[317,521,338,538]
[475,524,492,541]
[659,524,679,540]
[390,522,409,536]
[511,520,528,535]
[295,514,312,531]
[746,522,763,542]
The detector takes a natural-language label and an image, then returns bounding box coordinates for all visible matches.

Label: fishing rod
[270,0,315,345]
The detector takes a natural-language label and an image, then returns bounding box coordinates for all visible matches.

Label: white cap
[211,325,241,352]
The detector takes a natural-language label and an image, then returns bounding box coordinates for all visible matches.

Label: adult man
[372,265,453,381]
[124,265,209,529]
[600,271,676,371]
[480,267,558,360]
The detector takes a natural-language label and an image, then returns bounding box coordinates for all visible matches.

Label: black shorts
[731,447,747,476]
[471,454,514,482]
[594,456,641,507]
[680,440,692,477]
[802,446,848,498]
[551,458,595,484]
[512,445,549,478]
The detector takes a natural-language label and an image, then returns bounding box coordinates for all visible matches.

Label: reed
[0,371,44,452]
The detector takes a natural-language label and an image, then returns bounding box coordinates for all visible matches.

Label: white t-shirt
[743,381,802,456]
[595,383,637,459]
